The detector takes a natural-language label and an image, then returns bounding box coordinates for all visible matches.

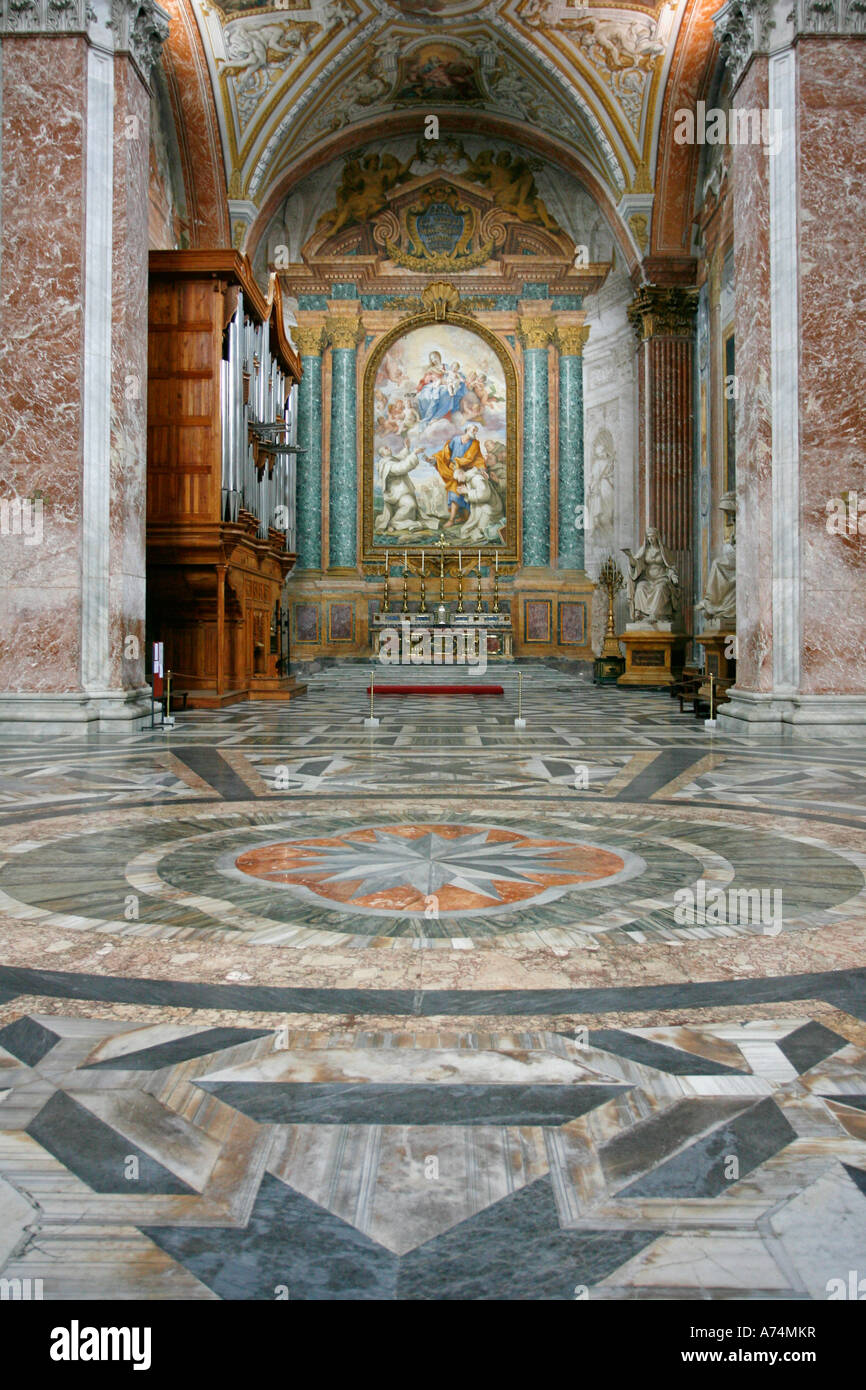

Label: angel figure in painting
[622,528,680,626]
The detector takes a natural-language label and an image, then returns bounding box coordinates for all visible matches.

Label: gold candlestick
[456,567,465,614]
[436,534,446,603]
[598,554,624,658]
[401,567,409,613]
[475,559,484,615]
[419,572,427,614]
[492,570,501,613]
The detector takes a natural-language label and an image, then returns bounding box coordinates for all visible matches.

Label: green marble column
[295,326,324,570]
[327,316,362,570]
[557,324,590,570]
[520,317,553,566]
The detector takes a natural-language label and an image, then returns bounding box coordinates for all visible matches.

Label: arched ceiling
[161,0,722,266]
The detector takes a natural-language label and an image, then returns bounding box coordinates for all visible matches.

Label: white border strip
[81,41,114,691]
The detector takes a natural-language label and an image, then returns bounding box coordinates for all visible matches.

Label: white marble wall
[581,265,637,653]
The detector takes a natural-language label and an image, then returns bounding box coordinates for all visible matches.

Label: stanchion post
[364,669,380,728]
[514,670,526,729]
[704,672,718,731]
[162,669,175,730]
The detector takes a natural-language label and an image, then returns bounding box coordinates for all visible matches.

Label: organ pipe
[219,287,299,542]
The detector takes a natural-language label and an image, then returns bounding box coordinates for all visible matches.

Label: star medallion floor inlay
[232,823,636,915]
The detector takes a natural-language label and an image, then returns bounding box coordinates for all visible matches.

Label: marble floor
[1,665,866,1300]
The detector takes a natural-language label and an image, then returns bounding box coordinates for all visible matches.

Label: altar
[371,610,513,662]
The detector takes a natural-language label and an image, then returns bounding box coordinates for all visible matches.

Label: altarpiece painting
[363,318,516,561]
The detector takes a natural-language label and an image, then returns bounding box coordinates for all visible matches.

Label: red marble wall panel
[796,38,866,694]
[0,37,86,693]
[653,0,718,258]
[160,0,229,249]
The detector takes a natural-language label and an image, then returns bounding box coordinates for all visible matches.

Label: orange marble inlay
[235,824,627,913]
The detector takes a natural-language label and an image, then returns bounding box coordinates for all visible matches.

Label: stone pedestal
[594,653,625,685]
[617,629,684,688]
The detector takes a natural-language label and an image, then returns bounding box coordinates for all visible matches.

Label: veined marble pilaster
[556,325,590,571]
[713,0,866,733]
[295,326,324,571]
[326,315,362,571]
[519,316,554,568]
[0,0,167,734]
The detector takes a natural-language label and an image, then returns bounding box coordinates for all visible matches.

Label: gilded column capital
[556,324,591,357]
[627,286,699,342]
[518,316,556,351]
[326,317,364,351]
[294,325,325,357]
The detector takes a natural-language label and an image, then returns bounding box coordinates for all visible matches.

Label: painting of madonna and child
[371,324,509,551]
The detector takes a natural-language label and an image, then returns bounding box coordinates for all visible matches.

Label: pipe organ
[146,251,305,706]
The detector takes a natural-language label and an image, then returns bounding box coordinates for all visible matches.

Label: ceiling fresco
[159,0,720,264]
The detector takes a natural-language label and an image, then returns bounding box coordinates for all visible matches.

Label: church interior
[1,0,866,1313]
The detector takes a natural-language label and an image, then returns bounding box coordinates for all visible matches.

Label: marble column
[627,286,698,621]
[714,0,866,737]
[519,316,554,567]
[326,315,362,571]
[556,325,590,571]
[294,326,324,571]
[0,0,169,735]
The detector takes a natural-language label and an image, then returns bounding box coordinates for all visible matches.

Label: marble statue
[697,491,736,626]
[622,528,680,627]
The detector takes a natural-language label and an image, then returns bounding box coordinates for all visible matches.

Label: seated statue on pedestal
[622,527,680,627]
[696,491,736,627]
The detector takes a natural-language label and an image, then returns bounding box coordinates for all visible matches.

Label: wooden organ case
[146,251,306,706]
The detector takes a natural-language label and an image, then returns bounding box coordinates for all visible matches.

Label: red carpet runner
[365,684,504,696]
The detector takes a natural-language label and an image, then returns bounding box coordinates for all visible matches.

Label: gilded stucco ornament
[420,282,461,321]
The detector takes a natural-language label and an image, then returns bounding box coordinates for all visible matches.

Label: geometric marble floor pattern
[3,1011,866,1299]
[0,797,863,949]
[2,665,866,1300]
